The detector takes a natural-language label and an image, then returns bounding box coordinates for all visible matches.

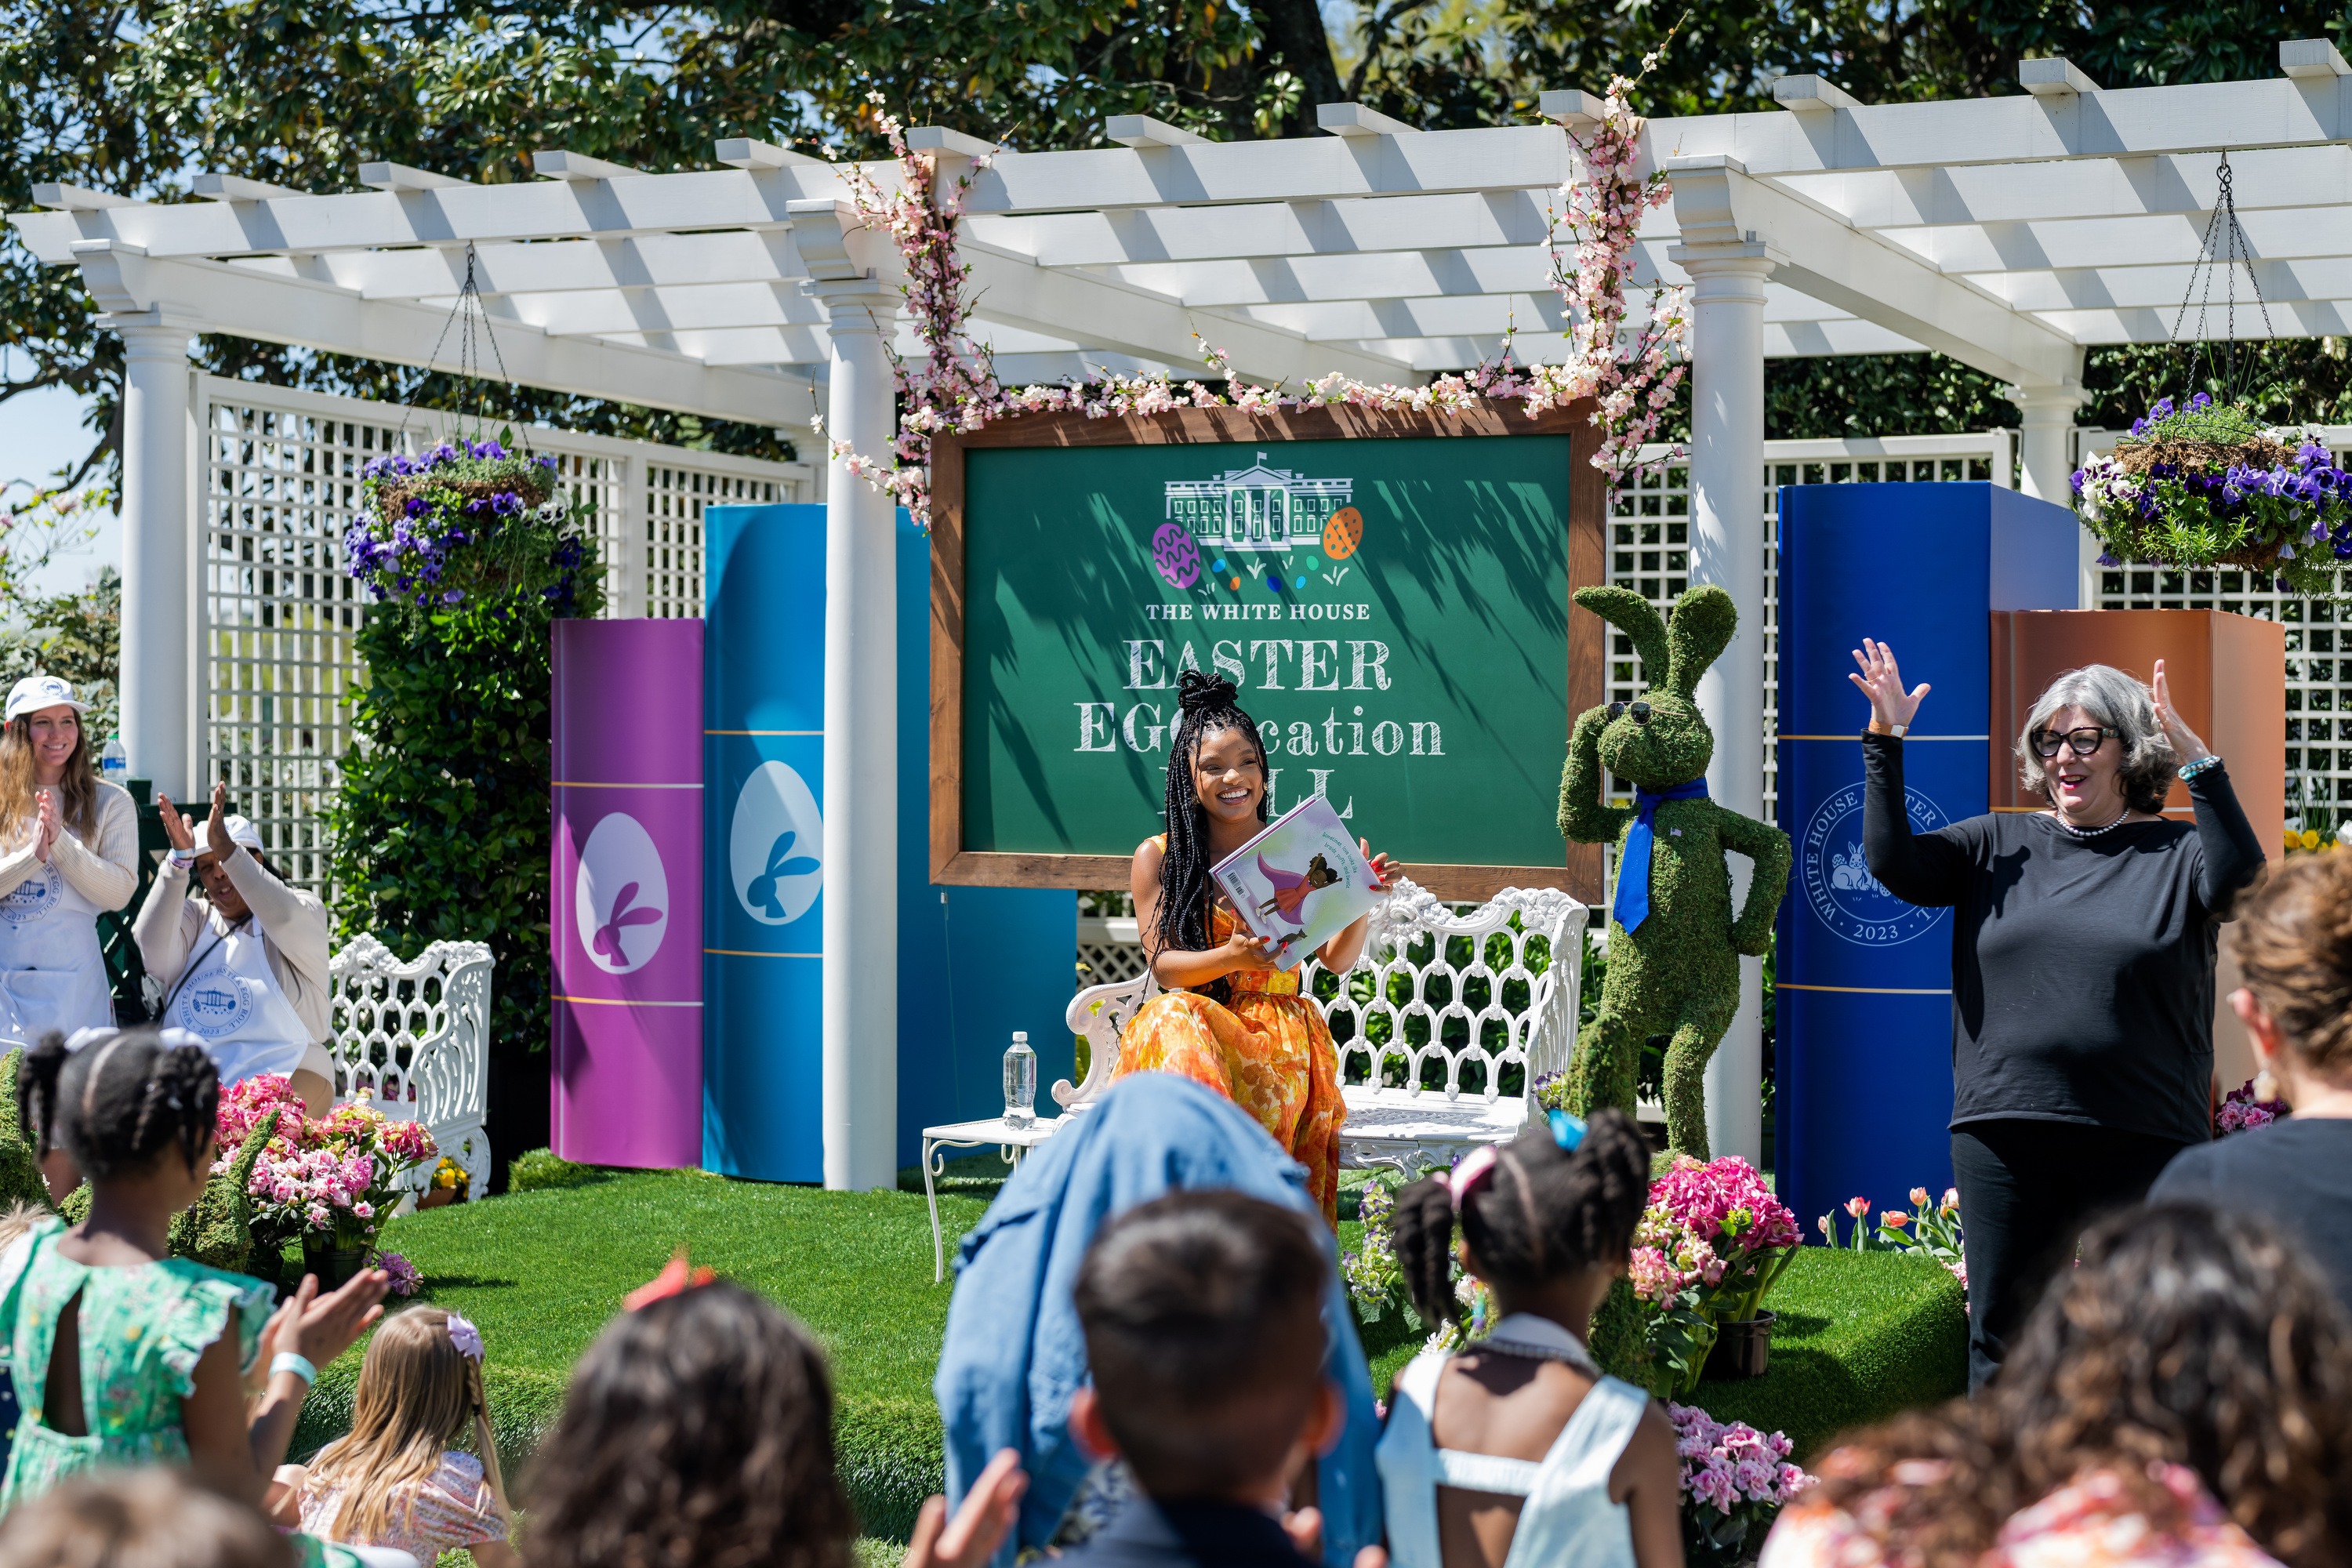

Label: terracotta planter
[1704,1312,1774,1381]
[416,1185,459,1211]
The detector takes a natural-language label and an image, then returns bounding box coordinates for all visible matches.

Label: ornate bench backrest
[1058,879,1585,1111]
[1306,883,1584,1105]
[327,935,494,1163]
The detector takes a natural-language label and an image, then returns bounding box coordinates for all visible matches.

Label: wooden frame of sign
[930,398,1609,902]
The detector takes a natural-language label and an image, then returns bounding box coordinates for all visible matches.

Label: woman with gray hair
[1852,643,2264,1392]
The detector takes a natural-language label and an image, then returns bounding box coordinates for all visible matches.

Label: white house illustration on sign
[1164,452,1352,553]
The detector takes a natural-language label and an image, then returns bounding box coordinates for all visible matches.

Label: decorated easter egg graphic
[1151,522,1202,589]
[1323,506,1363,560]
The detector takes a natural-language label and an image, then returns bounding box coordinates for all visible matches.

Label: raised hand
[32,789,60,863]
[902,1449,1027,1568]
[205,780,234,860]
[1847,637,1932,730]
[1359,840,1399,892]
[156,792,197,853]
[2151,659,2213,765]
[288,1267,391,1372]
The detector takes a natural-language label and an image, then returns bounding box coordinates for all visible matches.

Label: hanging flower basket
[349,437,595,616]
[2072,394,2352,595]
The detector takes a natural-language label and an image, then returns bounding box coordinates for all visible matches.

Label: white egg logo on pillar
[575,812,670,975]
[731,760,824,926]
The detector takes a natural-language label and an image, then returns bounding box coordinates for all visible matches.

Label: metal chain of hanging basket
[372,243,554,522]
[2165,153,2278,405]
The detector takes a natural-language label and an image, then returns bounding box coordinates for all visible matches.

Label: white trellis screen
[1607,432,2016,826]
[2078,426,2346,836]
[198,375,808,892]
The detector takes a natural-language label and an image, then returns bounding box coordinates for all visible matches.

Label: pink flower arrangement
[1632,1154,1801,1314]
[2216,1077,2288,1134]
[1670,1403,1813,1564]
[212,1076,438,1254]
[817,79,1685,532]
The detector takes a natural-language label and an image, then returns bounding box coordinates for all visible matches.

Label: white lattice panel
[197,378,804,893]
[1076,915,1149,986]
[2080,426,2345,833]
[1610,434,2014,828]
[200,386,384,893]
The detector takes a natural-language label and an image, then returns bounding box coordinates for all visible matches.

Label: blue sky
[0,369,118,598]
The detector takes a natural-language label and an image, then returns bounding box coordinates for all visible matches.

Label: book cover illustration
[1210,794,1385,972]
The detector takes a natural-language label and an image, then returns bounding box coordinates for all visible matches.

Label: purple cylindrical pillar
[551,619,704,1168]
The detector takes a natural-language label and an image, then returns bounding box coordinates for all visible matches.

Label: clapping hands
[31,789,59,863]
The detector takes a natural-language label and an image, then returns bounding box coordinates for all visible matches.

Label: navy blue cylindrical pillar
[1774,483,2077,1235]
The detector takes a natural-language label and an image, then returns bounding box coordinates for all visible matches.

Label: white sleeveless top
[1375,1314,1648,1568]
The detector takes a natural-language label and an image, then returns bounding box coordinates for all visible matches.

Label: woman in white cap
[0,675,136,1047]
[134,780,336,1114]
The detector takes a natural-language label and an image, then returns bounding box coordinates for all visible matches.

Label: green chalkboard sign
[931,403,1604,900]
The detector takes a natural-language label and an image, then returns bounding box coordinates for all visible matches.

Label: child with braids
[1119,670,1397,1221]
[1377,1109,1683,1568]
[0,1028,389,1511]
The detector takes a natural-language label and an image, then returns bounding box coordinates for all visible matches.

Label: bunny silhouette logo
[1802,783,1948,947]
[731,761,823,926]
[575,813,669,975]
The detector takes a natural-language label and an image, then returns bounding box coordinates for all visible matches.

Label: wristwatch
[1867,720,1909,739]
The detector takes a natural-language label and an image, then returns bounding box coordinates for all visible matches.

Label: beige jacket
[0,783,139,911]
[132,847,333,1044]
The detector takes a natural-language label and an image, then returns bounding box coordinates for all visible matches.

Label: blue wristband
[270,1352,318,1386]
[2179,753,2223,781]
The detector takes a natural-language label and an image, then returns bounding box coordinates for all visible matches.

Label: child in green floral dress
[0,1028,388,1512]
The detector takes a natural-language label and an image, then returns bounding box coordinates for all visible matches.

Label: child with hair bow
[278,1307,516,1567]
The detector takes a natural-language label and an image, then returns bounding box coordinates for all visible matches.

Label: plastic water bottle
[1003,1030,1036,1127]
[100,735,126,784]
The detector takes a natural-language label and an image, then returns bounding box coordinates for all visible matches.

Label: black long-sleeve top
[1861,731,2267,1145]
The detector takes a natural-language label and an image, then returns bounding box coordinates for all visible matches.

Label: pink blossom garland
[818,85,1682,531]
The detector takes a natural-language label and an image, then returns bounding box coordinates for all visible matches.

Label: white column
[810,280,901,1192]
[1671,243,1774,1167]
[116,321,196,799]
[2007,381,2088,506]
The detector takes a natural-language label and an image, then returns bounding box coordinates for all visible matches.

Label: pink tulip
[1845,1196,1871,1219]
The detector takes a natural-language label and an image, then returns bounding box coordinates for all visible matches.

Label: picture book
[1209,794,1384,972]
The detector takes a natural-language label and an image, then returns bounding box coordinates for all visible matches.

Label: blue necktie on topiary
[1613,779,1710,933]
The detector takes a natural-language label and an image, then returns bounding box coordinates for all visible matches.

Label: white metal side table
[920,1114,1066,1282]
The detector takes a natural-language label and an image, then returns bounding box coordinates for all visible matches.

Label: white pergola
[18,42,2350,1182]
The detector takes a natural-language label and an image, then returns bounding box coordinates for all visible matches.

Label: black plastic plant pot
[1703,1311,1774,1381]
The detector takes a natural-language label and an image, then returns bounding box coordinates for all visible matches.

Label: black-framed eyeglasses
[2030,725,2118,760]
[1607,700,1652,725]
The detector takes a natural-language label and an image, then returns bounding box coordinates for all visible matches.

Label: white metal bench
[1059,880,1587,1175]
[326,935,495,1196]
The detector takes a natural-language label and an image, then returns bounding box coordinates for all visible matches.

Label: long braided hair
[1155,671,1269,1004]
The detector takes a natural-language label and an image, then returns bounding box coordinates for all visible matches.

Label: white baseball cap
[4,677,86,724]
[220,814,265,853]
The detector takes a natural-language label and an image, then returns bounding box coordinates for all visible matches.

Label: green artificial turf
[304,1164,1959,1548]
[294,1168,989,1540]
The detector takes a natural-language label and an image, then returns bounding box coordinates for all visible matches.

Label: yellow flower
[2302,829,2323,851]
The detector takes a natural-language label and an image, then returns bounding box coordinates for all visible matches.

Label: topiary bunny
[1558,583,1791,1159]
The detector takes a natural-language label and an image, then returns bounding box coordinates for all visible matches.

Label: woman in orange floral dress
[1116,671,1396,1223]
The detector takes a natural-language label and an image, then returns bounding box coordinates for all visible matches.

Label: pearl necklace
[2051,808,2132,838]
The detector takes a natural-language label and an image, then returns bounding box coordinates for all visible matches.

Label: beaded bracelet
[2178,753,2223,781]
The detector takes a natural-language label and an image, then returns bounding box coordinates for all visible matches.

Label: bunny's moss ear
[1664,585,1738,697]
[1573,586,1668,679]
